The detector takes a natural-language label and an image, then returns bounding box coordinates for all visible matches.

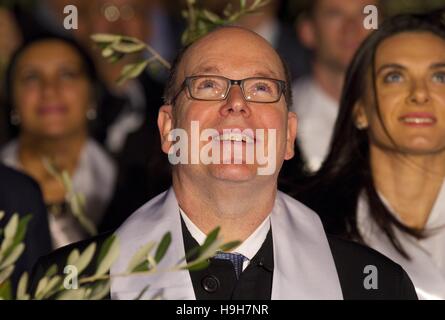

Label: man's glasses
[171,75,286,104]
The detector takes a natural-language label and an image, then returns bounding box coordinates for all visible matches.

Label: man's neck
[371,145,445,229]
[312,61,345,102]
[172,172,276,244]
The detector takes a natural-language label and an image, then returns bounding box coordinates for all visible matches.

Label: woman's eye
[432,72,445,83]
[21,73,39,83]
[60,70,78,80]
[383,72,403,83]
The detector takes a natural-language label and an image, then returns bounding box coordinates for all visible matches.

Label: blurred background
[0,0,445,247]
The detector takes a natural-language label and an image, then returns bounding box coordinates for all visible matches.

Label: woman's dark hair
[2,33,102,138]
[293,10,445,259]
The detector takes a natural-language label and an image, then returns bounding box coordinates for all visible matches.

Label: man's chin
[208,164,259,183]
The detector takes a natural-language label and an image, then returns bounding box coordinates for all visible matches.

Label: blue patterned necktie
[214,252,247,279]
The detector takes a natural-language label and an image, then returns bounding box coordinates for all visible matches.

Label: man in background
[293,0,378,171]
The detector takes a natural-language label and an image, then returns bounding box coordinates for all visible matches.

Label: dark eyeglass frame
[170,75,286,105]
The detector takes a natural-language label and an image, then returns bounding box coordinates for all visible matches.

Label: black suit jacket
[0,164,52,289]
[30,221,417,300]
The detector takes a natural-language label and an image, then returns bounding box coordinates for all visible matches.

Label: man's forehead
[179,27,285,79]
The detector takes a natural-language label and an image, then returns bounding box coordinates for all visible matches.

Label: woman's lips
[37,105,68,116]
[398,113,437,127]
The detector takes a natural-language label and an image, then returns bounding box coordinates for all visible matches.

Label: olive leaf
[95,235,119,277]
[73,243,96,275]
[154,232,172,264]
[56,287,87,300]
[116,60,150,85]
[16,272,30,300]
[45,264,58,278]
[0,265,14,285]
[43,158,97,236]
[126,241,156,273]
[67,249,80,266]
[0,243,25,269]
[90,33,122,44]
[87,280,110,300]
[0,213,18,255]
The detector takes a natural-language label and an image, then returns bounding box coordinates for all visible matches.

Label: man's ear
[353,101,369,130]
[284,111,298,160]
[158,105,174,154]
[298,18,316,50]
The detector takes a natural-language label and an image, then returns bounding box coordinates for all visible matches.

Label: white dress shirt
[291,77,339,172]
[0,139,117,249]
[179,207,271,271]
[357,180,445,299]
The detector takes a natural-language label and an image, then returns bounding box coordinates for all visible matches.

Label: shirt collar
[179,207,271,261]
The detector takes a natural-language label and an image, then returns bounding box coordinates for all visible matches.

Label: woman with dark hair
[294,11,445,299]
[0,35,117,249]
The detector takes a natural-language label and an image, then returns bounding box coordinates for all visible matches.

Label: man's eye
[197,80,218,89]
[432,72,445,83]
[384,72,403,83]
[252,82,272,93]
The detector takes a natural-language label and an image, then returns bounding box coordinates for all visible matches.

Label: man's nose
[219,85,251,117]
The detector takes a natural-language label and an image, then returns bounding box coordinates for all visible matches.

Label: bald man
[31,27,417,300]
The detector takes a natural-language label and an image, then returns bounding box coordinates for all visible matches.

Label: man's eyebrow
[189,65,281,79]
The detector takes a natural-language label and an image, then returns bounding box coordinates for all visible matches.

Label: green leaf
[1,214,18,253]
[240,0,246,10]
[132,261,149,273]
[74,243,96,275]
[35,276,49,299]
[126,241,156,273]
[219,240,241,253]
[13,214,32,248]
[117,60,150,85]
[90,33,122,44]
[201,9,221,24]
[88,281,111,300]
[182,260,210,272]
[17,272,30,300]
[56,287,86,300]
[39,275,62,299]
[199,227,220,255]
[67,249,80,266]
[102,46,115,58]
[111,40,146,54]
[0,243,25,269]
[0,265,14,285]
[154,232,172,264]
[45,264,58,278]
[95,236,120,277]
[0,280,12,300]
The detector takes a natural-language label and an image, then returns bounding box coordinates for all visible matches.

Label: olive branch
[90,0,270,85]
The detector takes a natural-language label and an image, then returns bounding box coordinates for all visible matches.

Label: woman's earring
[86,108,97,120]
[355,121,368,130]
[10,110,21,125]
